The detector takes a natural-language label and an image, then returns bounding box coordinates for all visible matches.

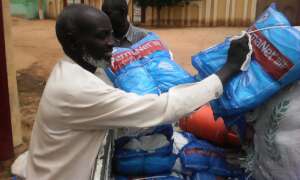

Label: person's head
[56,4,114,70]
[102,0,129,38]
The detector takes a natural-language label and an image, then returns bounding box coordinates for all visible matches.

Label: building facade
[12,0,300,26]
[139,0,257,27]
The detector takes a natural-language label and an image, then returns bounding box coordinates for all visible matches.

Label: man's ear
[65,32,81,50]
[121,6,128,17]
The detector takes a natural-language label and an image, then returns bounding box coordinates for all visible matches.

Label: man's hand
[216,34,250,85]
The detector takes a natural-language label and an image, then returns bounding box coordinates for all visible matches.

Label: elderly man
[102,0,147,47]
[13,4,249,180]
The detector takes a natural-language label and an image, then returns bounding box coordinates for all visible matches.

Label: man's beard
[82,52,110,69]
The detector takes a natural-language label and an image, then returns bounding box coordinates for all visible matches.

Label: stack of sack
[192,3,300,140]
[106,32,195,95]
[113,125,177,177]
[172,132,245,179]
[107,33,246,179]
[115,173,184,180]
[107,5,300,177]
[106,33,196,179]
[114,130,246,180]
[111,3,300,178]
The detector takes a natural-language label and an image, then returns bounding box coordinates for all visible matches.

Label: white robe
[12,56,223,180]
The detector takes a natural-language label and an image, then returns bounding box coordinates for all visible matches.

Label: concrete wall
[141,0,257,27]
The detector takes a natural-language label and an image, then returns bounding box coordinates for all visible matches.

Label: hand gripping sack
[107,32,195,95]
[192,4,300,117]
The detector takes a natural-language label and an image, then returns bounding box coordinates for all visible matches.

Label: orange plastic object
[179,105,240,146]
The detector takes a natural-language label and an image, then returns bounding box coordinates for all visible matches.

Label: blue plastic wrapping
[114,60,160,95]
[191,172,218,180]
[179,132,244,178]
[108,32,195,95]
[109,32,193,176]
[114,154,177,176]
[115,174,183,180]
[114,125,176,176]
[192,4,300,117]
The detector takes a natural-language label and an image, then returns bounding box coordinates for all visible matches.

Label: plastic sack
[114,125,176,176]
[179,105,240,147]
[110,47,160,95]
[114,154,177,176]
[178,132,243,177]
[115,124,174,144]
[115,173,184,180]
[108,32,195,95]
[192,172,250,180]
[191,172,221,180]
[245,81,300,180]
[192,3,300,117]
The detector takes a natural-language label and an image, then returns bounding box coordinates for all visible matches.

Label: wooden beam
[230,0,236,26]
[0,0,14,161]
[205,0,212,26]
[197,1,204,26]
[225,0,230,26]
[63,0,68,8]
[212,0,218,26]
[181,4,185,26]
[250,0,257,22]
[243,0,249,26]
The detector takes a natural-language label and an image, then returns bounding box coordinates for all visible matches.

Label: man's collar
[123,24,134,43]
[63,55,76,64]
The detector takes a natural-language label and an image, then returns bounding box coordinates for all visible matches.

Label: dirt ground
[0,17,244,179]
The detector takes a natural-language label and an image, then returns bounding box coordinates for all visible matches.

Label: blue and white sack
[192,4,300,117]
[108,32,195,95]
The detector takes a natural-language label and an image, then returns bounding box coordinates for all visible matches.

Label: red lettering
[184,148,224,158]
[111,40,166,72]
[249,26,294,80]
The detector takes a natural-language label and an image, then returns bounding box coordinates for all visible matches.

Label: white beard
[82,53,110,69]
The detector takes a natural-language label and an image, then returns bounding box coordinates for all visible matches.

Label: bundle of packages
[106,32,195,95]
[192,4,300,117]
[115,173,184,180]
[172,132,245,179]
[108,32,195,177]
[191,172,225,180]
[113,125,177,176]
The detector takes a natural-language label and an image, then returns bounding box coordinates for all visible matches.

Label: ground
[0,17,243,179]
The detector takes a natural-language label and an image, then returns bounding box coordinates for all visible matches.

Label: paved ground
[0,17,244,179]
